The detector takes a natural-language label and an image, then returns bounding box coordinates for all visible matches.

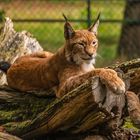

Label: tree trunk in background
[118,0,140,60]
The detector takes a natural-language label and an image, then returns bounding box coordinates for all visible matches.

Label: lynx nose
[85,46,94,58]
[87,52,93,58]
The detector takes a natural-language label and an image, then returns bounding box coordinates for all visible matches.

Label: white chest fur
[81,62,94,72]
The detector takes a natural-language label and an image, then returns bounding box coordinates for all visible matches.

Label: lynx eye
[92,41,98,48]
[77,42,85,47]
[92,41,97,45]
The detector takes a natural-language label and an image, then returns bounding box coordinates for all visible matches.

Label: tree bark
[118,0,140,60]
[0,77,126,139]
[0,132,21,140]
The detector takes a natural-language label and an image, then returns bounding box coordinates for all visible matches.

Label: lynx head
[63,14,100,68]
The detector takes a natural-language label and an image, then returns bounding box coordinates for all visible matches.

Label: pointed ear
[88,13,100,35]
[63,14,75,39]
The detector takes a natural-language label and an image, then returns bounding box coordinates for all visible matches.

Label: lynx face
[66,30,98,65]
[64,14,100,66]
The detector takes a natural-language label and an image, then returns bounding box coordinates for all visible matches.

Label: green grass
[0,0,126,66]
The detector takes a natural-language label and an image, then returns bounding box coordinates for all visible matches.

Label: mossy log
[0,77,126,139]
[0,60,140,140]
[0,18,140,140]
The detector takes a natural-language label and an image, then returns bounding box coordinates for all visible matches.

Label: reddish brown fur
[6,15,125,97]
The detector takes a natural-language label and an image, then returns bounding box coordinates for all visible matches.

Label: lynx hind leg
[30,51,54,58]
[100,69,125,95]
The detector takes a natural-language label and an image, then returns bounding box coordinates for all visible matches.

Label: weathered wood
[0,77,126,139]
[83,128,140,140]
[0,132,21,140]
[0,74,139,139]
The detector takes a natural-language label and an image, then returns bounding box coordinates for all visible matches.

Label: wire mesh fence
[0,0,126,65]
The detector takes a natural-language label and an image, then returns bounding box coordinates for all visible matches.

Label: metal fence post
[87,0,91,28]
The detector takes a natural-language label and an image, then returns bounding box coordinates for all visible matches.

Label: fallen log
[0,18,139,140]
[0,77,126,139]
[0,74,139,140]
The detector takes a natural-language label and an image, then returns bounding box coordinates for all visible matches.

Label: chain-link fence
[0,0,126,66]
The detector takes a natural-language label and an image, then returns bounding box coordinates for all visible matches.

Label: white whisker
[96,53,103,59]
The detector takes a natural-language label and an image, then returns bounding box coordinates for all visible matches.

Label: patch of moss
[3,120,31,133]
[123,117,139,131]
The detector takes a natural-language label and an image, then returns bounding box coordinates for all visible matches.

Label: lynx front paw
[108,76,125,94]
[101,69,125,94]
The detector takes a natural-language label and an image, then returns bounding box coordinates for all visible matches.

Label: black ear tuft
[63,13,68,22]
[88,12,100,35]
[63,14,75,39]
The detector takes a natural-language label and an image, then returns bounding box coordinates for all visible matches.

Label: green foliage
[0,0,126,66]
[0,0,11,3]
[123,117,139,131]
[0,9,5,22]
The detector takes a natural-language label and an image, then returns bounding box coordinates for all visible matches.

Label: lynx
[0,14,125,98]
